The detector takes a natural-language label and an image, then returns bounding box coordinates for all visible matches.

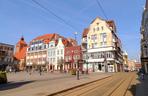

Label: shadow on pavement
[0,81,34,91]
[128,84,137,96]
[127,73,148,96]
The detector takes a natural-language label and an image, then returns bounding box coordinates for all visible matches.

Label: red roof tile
[106,20,115,29]
[82,28,89,37]
[17,37,27,46]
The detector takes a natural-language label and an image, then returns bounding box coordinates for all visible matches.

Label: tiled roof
[82,28,89,37]
[17,37,27,46]
[90,17,104,24]
[29,33,75,47]
[14,47,27,60]
[106,20,115,28]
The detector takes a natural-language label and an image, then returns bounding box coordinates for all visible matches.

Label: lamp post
[74,32,80,80]
[77,60,80,80]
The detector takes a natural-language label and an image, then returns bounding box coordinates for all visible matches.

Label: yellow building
[128,60,136,71]
[123,51,128,71]
[82,17,123,72]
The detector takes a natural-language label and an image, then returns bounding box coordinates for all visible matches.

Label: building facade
[47,38,65,71]
[26,33,76,71]
[14,37,27,70]
[0,43,14,70]
[82,17,123,72]
[123,51,128,71]
[128,60,136,71]
[26,34,56,69]
[64,46,83,72]
[141,0,148,74]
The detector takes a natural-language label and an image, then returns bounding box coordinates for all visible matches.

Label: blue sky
[0,0,145,60]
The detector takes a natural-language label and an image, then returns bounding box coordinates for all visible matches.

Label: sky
[0,0,146,60]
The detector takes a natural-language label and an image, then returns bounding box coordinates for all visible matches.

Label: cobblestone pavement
[0,71,112,96]
[136,74,148,96]
[51,72,136,96]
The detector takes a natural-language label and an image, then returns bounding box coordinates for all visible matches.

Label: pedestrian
[138,68,145,80]
[14,69,17,73]
[39,66,42,75]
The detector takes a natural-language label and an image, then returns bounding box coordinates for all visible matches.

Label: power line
[96,0,108,20]
[31,0,77,31]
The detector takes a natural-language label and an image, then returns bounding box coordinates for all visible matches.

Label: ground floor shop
[141,57,148,74]
[83,61,123,73]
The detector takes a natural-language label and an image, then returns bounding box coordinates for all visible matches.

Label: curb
[48,75,112,96]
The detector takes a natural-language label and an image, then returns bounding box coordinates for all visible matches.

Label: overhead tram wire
[31,0,77,31]
[96,0,108,20]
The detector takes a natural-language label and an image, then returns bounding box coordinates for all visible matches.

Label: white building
[26,33,76,70]
[82,17,123,72]
[47,38,65,70]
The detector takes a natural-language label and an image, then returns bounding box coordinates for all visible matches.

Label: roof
[90,17,104,24]
[106,20,115,28]
[16,37,27,46]
[65,45,81,50]
[29,33,75,47]
[14,47,27,60]
[82,28,89,37]
[33,34,55,41]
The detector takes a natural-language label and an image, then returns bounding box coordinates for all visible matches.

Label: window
[100,33,107,46]
[101,26,104,30]
[53,50,55,56]
[97,27,99,31]
[61,49,63,55]
[92,43,94,48]
[44,45,46,49]
[57,50,59,55]
[93,28,95,32]
[28,48,30,51]
[94,43,98,48]
[91,34,97,41]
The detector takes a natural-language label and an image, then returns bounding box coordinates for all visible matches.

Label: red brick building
[64,46,83,72]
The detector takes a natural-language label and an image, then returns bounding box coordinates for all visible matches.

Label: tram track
[49,73,136,96]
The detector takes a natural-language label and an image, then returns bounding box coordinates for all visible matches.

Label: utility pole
[74,32,78,45]
[74,32,79,80]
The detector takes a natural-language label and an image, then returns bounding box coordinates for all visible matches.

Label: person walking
[39,66,42,76]
[138,68,145,80]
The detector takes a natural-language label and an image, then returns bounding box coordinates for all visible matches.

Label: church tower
[15,36,27,54]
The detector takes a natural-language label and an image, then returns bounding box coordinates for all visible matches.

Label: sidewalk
[136,74,148,96]
[0,72,112,96]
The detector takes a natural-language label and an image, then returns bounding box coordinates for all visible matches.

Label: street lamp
[77,60,80,80]
[74,32,80,80]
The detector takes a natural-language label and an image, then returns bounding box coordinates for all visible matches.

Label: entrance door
[98,63,102,71]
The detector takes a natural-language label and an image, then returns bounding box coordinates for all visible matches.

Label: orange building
[14,36,27,70]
